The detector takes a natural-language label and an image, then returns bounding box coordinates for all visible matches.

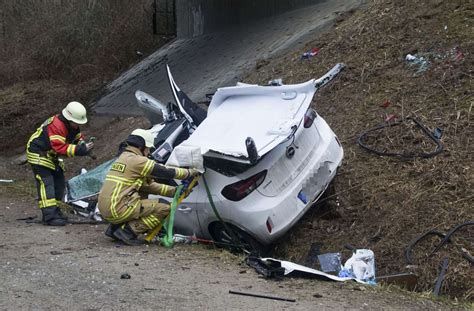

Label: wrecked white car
[66,64,344,250]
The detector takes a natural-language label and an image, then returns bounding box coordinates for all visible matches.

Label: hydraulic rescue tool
[144,174,200,245]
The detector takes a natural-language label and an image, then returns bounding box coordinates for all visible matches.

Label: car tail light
[304,108,317,128]
[221,170,267,201]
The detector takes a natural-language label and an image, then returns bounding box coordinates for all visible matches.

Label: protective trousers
[128,199,171,234]
[101,197,170,235]
[31,164,65,209]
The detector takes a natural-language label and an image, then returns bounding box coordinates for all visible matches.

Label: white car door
[172,185,203,237]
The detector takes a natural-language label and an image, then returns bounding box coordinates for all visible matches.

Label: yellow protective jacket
[98,146,192,223]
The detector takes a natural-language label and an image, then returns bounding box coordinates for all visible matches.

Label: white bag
[343,249,375,283]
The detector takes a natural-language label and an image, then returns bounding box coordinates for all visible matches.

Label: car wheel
[209,222,269,256]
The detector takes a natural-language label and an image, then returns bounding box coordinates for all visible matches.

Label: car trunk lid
[173,79,317,164]
[257,123,322,197]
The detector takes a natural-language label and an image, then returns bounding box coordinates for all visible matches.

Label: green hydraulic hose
[202,174,243,251]
[160,175,243,250]
[161,184,184,248]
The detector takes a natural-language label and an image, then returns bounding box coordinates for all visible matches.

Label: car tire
[209,222,269,256]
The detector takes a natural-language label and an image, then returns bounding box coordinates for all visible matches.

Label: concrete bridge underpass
[91,0,362,116]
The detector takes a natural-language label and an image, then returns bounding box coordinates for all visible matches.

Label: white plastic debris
[343,249,376,284]
[155,234,197,244]
[405,54,430,74]
[166,145,204,172]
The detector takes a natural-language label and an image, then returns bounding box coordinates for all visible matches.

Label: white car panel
[170,80,316,161]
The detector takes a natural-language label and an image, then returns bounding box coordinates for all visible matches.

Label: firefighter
[26,101,94,226]
[98,129,199,245]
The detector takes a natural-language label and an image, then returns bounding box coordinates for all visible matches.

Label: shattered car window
[67,158,116,201]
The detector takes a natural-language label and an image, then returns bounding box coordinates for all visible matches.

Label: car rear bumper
[232,130,343,245]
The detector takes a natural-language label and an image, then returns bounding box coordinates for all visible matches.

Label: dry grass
[0,79,101,155]
[0,1,171,156]
[0,0,172,86]
[245,0,473,300]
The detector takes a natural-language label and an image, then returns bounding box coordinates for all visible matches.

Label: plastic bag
[342,249,376,284]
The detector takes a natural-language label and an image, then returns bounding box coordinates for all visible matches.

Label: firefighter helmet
[62,101,88,124]
[131,129,155,148]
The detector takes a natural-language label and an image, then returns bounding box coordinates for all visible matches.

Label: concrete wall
[176,0,324,38]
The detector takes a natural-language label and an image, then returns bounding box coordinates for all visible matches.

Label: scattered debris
[447,46,464,62]
[0,179,14,183]
[155,234,199,245]
[301,48,320,60]
[268,78,283,86]
[384,113,397,122]
[317,252,342,274]
[432,127,443,139]
[251,257,373,284]
[376,273,418,291]
[340,249,376,284]
[379,100,391,108]
[432,258,449,297]
[16,216,37,221]
[405,54,430,74]
[405,222,474,265]
[405,47,465,74]
[120,273,131,279]
[313,293,323,298]
[229,290,295,303]
[430,222,473,260]
[246,256,285,279]
[357,117,443,159]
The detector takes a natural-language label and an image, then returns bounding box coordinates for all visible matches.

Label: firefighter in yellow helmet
[26,101,94,226]
[98,129,199,245]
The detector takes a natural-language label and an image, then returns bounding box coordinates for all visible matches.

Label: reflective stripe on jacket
[98,146,192,223]
[26,114,87,169]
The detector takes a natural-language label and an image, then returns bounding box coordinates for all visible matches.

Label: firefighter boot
[41,207,67,226]
[105,223,120,240]
[55,207,68,221]
[113,224,144,246]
